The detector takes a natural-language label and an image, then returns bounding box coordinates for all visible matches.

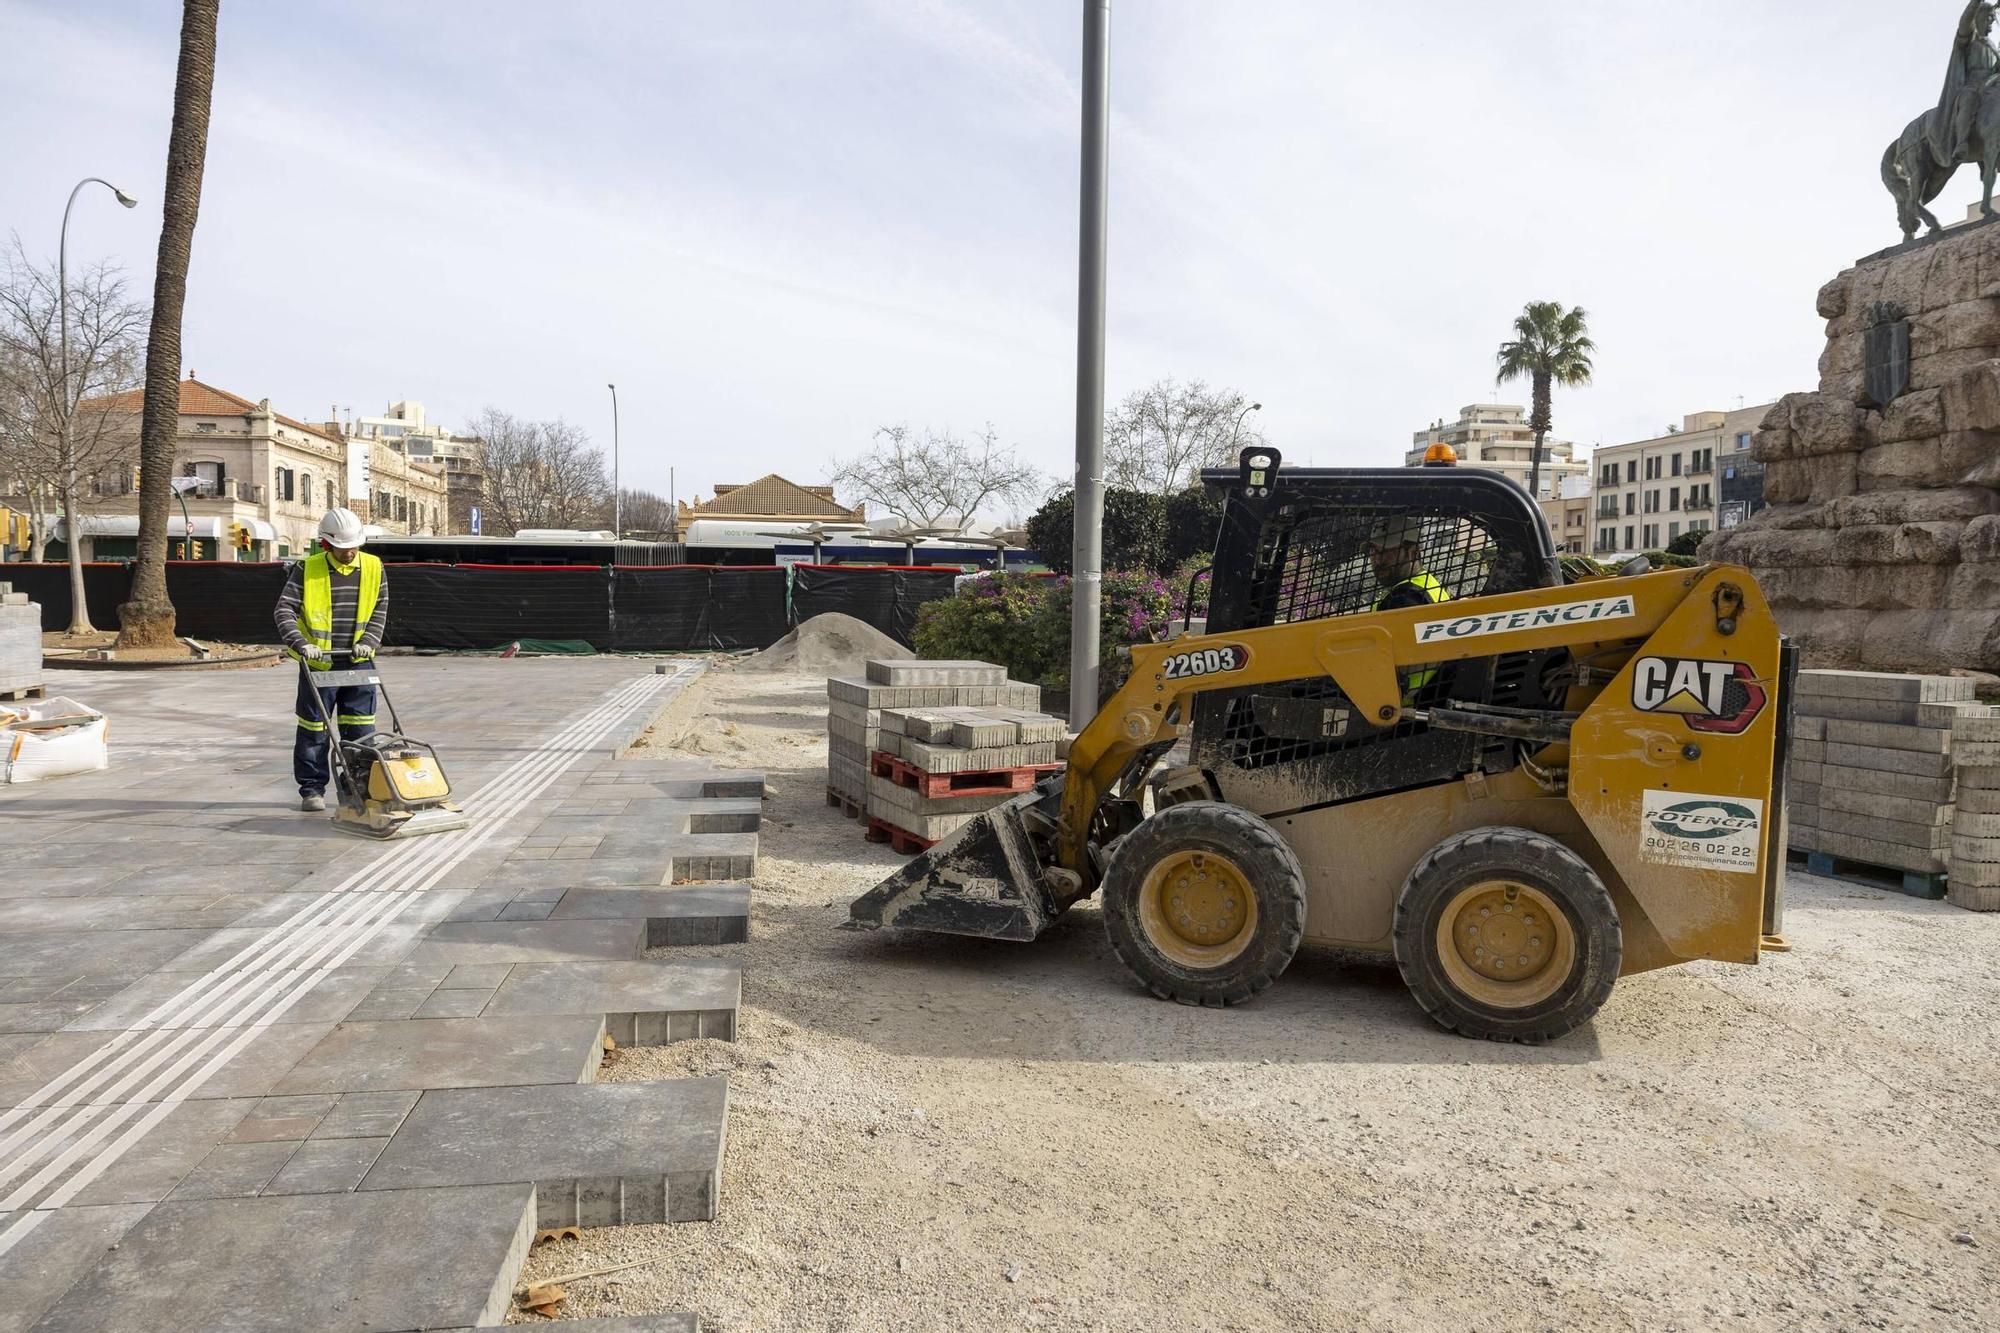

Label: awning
[248,520,277,540]
[52,515,225,541]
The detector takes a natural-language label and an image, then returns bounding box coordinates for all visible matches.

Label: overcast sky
[0,1,1977,512]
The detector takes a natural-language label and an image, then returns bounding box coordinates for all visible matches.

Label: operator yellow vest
[1376,572,1449,692]
[288,550,383,662]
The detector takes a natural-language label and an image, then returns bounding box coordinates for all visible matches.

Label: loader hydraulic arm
[1055,565,1745,881]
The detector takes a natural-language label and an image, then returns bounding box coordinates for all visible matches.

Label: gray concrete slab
[310,1090,419,1140]
[483,959,740,1044]
[403,918,645,966]
[166,1141,298,1201]
[274,1014,606,1094]
[362,1078,727,1224]
[480,856,671,890]
[549,884,751,947]
[261,1135,389,1195]
[60,964,386,1031]
[29,1183,536,1333]
[63,1098,254,1207]
[0,1202,151,1333]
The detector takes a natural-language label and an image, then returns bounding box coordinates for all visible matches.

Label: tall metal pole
[606,382,621,537]
[56,177,138,633]
[1069,0,1111,725]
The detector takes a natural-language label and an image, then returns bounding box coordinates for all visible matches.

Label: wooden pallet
[864,815,937,854]
[825,786,864,819]
[0,683,45,702]
[868,749,1060,799]
[1794,848,1947,901]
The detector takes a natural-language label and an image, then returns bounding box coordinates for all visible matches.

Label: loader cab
[1190,451,1563,817]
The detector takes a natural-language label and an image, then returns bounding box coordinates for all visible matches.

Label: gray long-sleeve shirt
[274,557,388,657]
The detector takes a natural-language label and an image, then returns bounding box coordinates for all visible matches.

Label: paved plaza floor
[0,657,749,1332]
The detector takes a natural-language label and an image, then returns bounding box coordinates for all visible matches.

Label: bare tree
[468,408,610,535]
[0,238,146,629]
[120,0,219,649]
[1104,377,1265,496]
[828,424,1043,528]
[608,487,675,535]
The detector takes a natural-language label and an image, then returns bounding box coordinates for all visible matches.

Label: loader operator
[1368,516,1449,697]
[276,508,388,812]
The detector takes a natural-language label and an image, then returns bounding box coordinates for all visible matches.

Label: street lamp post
[1069,0,1111,727]
[606,383,620,538]
[1229,401,1262,452]
[57,177,138,635]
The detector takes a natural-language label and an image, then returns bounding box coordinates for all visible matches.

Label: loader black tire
[1101,801,1306,1007]
[1393,826,1621,1044]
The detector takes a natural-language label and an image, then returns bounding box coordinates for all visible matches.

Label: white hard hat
[318,507,365,549]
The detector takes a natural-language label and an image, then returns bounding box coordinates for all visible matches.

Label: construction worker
[275,508,388,812]
[1368,516,1449,696]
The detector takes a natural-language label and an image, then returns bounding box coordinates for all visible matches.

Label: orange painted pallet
[868,750,1060,800]
[864,815,937,854]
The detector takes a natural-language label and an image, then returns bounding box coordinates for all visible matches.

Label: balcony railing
[1686,463,1714,476]
[1595,503,1619,519]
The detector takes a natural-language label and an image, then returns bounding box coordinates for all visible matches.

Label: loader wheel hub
[1435,881,1573,1009]
[1138,850,1257,967]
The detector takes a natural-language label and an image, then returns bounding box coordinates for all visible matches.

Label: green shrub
[912,569,1176,690]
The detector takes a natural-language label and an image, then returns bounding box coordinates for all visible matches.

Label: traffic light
[229,523,251,552]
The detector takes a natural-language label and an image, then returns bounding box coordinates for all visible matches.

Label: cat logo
[1630,656,1766,735]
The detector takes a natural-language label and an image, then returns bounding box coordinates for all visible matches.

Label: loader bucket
[845,787,1067,942]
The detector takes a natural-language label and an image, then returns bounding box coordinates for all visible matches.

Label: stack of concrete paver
[824,658,1040,817]
[0,581,40,699]
[1789,669,1982,889]
[1948,712,2000,912]
[866,700,1065,848]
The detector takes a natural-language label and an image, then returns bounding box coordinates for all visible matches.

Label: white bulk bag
[1,696,109,783]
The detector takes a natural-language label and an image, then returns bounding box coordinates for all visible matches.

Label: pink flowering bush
[913,570,1175,691]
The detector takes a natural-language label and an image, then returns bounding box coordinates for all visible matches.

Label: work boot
[300,793,326,812]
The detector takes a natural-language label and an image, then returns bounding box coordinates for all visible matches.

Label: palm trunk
[1527,372,1552,500]
[117,0,218,649]
[1528,428,1546,501]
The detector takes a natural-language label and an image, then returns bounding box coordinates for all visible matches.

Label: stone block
[1950,833,2000,862]
[1918,700,1997,726]
[1811,828,1947,873]
[1820,788,1952,824]
[1789,823,1820,850]
[550,884,751,947]
[275,1014,607,1094]
[1761,458,1812,504]
[901,739,1058,773]
[1790,693,1918,725]
[1798,669,1973,704]
[866,659,1004,686]
[869,807,981,842]
[1949,855,2000,886]
[362,1078,728,1224]
[1954,738,2000,765]
[1943,357,2000,431]
[1791,781,1821,809]
[1957,780,2000,808]
[1827,486,1996,528]
[1791,738,1826,763]
[1816,272,1851,320]
[949,711,1021,749]
[482,958,740,1043]
[1876,387,1945,443]
[1952,713,2000,740]
[1815,764,1956,802]
[29,1184,537,1333]
[826,699,881,727]
[1817,809,1952,850]
[1822,719,1954,751]
[1794,716,1827,741]
[1954,810,2000,836]
[867,773,1018,818]
[1824,742,1954,776]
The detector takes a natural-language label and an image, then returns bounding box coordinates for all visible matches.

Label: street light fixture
[1230,401,1263,451]
[57,177,138,631]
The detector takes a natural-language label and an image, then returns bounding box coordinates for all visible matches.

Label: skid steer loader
[848,447,1794,1043]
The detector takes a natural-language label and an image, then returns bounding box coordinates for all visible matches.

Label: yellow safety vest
[289,550,383,662]
[1376,572,1450,693]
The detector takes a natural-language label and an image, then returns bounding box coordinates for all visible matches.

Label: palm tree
[118,0,218,649]
[1494,301,1595,501]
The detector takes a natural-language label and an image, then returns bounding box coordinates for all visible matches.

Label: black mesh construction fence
[0,563,130,631]
[791,564,960,647]
[167,562,290,642]
[610,567,789,651]
[387,565,613,650]
[0,561,951,651]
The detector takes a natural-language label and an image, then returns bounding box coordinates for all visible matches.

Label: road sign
[470,506,481,536]
[184,520,194,538]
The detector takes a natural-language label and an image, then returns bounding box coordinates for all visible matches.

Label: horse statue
[1883,0,2000,243]
[1881,90,2000,242]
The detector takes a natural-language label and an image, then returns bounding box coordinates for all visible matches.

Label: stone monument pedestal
[1707,217,2000,672]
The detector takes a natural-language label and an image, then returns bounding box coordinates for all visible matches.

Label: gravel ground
[514,667,2000,1331]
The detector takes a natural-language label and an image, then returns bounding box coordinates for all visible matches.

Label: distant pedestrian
[275,507,388,811]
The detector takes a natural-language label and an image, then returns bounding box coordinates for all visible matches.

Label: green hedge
[912,570,1175,690]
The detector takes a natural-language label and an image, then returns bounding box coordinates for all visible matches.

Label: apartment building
[1539,475,1591,554]
[1407,402,1586,501]
[336,401,482,534]
[1590,403,1774,557]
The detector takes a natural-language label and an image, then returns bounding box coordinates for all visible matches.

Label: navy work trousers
[293,657,379,797]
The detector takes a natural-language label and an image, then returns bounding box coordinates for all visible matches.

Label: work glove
[303,647,332,670]
[353,645,375,664]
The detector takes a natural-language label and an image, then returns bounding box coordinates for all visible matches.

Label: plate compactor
[849,448,1794,1043]
[300,664,469,840]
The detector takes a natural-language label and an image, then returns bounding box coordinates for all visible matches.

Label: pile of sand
[742,612,912,677]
